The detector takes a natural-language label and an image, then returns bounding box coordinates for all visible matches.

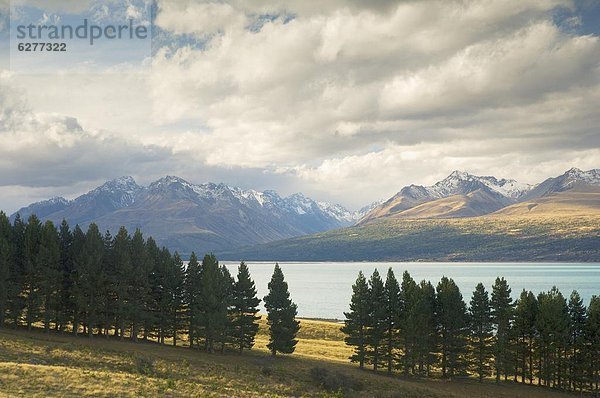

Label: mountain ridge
[359,168,599,224]
[11,175,373,255]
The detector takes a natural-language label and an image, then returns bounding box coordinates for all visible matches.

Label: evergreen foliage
[469,283,493,381]
[232,261,260,353]
[264,263,300,356]
[341,271,370,369]
[341,269,599,393]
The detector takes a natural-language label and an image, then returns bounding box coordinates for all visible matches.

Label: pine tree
[185,252,202,349]
[232,261,260,353]
[168,252,186,347]
[57,220,74,333]
[73,223,106,338]
[469,283,493,382]
[568,290,586,391]
[7,214,26,327]
[154,247,174,344]
[23,214,42,330]
[414,280,437,376]
[218,265,235,352]
[129,229,150,342]
[37,221,61,333]
[342,271,370,369]
[535,287,569,387]
[143,237,160,341]
[0,212,11,327]
[585,295,600,393]
[264,263,300,356]
[366,269,387,371]
[436,276,468,379]
[491,277,513,382]
[399,270,418,374]
[383,268,400,374]
[513,289,537,384]
[70,225,86,335]
[112,226,132,339]
[198,254,227,352]
[99,229,115,337]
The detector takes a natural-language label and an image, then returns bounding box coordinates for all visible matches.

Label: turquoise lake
[222,262,600,319]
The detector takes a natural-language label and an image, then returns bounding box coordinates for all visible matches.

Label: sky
[0,0,599,213]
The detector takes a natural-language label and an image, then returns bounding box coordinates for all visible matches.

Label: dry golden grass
[0,319,580,397]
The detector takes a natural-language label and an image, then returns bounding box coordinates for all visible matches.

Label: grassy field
[220,214,600,261]
[0,318,580,397]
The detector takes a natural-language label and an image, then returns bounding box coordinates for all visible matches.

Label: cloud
[148,0,597,170]
[1,0,599,211]
[0,73,173,189]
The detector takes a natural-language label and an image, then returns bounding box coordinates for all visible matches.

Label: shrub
[261,366,273,376]
[310,367,363,393]
[135,355,155,375]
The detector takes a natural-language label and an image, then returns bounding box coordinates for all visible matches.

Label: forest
[0,212,299,357]
[342,268,600,393]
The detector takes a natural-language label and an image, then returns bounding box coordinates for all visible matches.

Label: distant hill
[11,176,373,256]
[492,188,600,217]
[219,214,600,262]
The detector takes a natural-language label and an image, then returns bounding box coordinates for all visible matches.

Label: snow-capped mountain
[11,176,360,255]
[143,176,357,224]
[523,168,600,200]
[427,171,532,199]
[11,176,144,224]
[11,197,71,221]
[359,168,599,224]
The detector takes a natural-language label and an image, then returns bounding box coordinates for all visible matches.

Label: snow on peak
[426,170,531,199]
[563,168,600,184]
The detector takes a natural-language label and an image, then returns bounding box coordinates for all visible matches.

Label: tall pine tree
[0,212,11,327]
[342,271,370,369]
[232,261,260,353]
[57,220,74,333]
[436,276,468,379]
[568,290,586,391]
[585,295,600,393]
[264,263,300,356]
[366,269,387,371]
[491,277,513,382]
[469,283,493,382]
[73,223,106,338]
[383,268,400,374]
[37,221,61,333]
[129,229,150,342]
[23,215,42,330]
[513,289,537,384]
[112,226,132,339]
[185,252,202,349]
[198,254,227,352]
[399,271,418,374]
[414,280,437,377]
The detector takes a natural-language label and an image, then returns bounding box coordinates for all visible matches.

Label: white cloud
[1,0,599,211]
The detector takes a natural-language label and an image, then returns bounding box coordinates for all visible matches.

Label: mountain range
[359,167,600,224]
[11,176,373,255]
[220,167,600,262]
[10,167,600,259]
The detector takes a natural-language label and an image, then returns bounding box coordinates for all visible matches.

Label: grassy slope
[219,215,600,261]
[0,319,578,398]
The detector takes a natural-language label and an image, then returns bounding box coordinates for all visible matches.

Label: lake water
[222,262,600,319]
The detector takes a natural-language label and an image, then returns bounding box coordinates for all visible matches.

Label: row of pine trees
[342,268,600,393]
[0,212,300,356]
